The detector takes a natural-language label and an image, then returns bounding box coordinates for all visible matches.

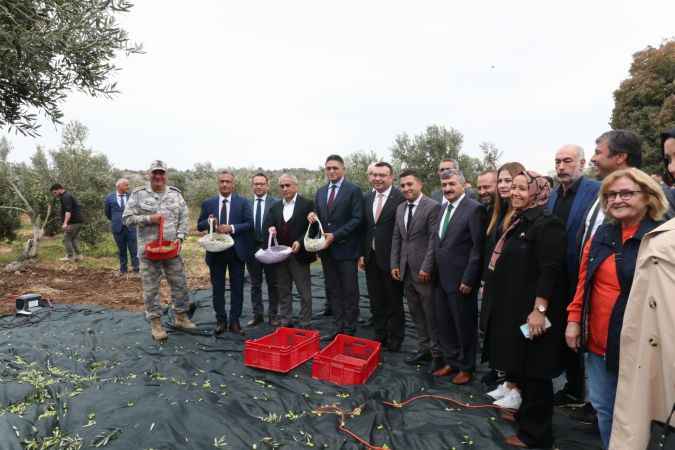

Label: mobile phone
[520,317,552,339]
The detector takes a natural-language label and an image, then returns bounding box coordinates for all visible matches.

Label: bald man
[546,144,600,409]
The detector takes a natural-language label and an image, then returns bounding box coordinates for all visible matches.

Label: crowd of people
[47,127,675,449]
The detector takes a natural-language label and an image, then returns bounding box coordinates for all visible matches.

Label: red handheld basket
[144,216,180,261]
[244,327,320,373]
[311,334,381,385]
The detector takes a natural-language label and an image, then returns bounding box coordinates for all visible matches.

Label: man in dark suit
[197,170,253,335]
[105,178,139,274]
[358,162,406,351]
[391,169,443,369]
[265,174,316,328]
[308,154,364,336]
[431,169,486,385]
[545,144,600,408]
[246,173,280,327]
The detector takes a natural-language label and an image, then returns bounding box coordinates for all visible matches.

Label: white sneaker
[59,256,73,262]
[487,382,511,400]
[494,389,522,410]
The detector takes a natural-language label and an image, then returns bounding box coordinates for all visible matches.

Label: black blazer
[313,179,364,261]
[361,187,406,272]
[433,196,486,294]
[263,195,317,264]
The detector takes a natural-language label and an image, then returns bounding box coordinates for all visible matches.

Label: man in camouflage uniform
[123,160,196,342]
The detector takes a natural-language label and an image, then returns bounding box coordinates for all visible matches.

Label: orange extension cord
[315,394,508,450]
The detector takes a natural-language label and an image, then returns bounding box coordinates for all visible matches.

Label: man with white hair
[545,144,600,410]
[105,178,139,274]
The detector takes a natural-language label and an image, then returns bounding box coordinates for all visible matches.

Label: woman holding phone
[483,170,567,448]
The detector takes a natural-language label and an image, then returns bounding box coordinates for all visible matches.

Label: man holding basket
[123,160,195,342]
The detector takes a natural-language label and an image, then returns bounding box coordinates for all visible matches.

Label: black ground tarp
[0,269,602,450]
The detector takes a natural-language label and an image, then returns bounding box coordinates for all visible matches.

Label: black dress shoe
[386,342,402,352]
[405,351,432,365]
[430,356,446,373]
[229,321,243,335]
[214,321,227,336]
[322,309,333,316]
[246,315,264,327]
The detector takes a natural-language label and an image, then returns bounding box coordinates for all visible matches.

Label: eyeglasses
[279,184,292,188]
[603,190,643,201]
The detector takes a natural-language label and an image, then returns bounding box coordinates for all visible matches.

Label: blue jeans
[586,352,618,449]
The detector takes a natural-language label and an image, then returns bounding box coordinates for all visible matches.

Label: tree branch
[0,205,28,213]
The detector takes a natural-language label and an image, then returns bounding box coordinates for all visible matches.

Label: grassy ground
[0,217,210,281]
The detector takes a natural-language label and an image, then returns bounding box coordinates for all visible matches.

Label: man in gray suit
[391,169,443,370]
[246,173,280,327]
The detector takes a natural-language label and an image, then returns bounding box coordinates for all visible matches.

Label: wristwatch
[535,304,547,314]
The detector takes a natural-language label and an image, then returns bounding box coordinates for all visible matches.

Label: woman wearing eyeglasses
[565,167,668,449]
[609,131,675,450]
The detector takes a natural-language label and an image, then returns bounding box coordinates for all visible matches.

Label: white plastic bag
[198,217,234,253]
[255,234,292,264]
[303,219,326,252]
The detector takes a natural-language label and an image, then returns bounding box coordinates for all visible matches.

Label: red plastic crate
[244,327,320,373]
[311,334,381,385]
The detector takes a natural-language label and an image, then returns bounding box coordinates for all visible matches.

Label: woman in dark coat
[484,170,567,449]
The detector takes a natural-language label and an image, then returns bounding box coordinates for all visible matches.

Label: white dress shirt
[438,193,465,238]
[218,193,235,233]
[283,194,297,222]
[372,185,392,221]
[404,194,424,230]
[253,194,268,229]
[117,192,127,208]
[326,177,344,203]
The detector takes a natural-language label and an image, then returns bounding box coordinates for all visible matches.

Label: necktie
[440,203,454,239]
[255,198,263,237]
[406,203,414,234]
[220,199,228,225]
[120,195,125,210]
[374,193,385,222]
[327,184,337,210]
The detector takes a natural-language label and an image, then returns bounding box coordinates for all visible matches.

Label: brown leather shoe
[214,321,227,336]
[229,321,244,335]
[451,371,473,385]
[504,435,528,448]
[432,365,454,377]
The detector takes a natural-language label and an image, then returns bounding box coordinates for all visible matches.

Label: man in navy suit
[308,154,364,336]
[105,178,139,274]
[245,173,280,327]
[197,170,253,335]
[547,144,599,408]
[431,169,486,385]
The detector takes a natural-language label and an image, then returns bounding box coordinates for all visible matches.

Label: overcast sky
[5,0,675,174]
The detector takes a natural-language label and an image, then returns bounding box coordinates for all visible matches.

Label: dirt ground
[0,262,211,316]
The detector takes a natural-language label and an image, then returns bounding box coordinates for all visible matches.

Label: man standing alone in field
[123,160,196,342]
[50,183,84,262]
[105,178,139,275]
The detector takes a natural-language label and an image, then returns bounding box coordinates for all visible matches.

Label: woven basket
[304,219,326,253]
[198,217,234,253]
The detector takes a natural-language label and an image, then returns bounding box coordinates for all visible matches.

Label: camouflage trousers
[140,256,189,320]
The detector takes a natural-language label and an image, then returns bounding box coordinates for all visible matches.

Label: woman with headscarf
[483,170,567,448]
[609,132,675,450]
